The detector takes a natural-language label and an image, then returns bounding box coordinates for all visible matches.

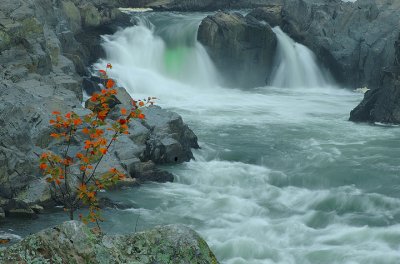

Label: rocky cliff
[0,0,199,219]
[349,33,400,123]
[0,221,219,263]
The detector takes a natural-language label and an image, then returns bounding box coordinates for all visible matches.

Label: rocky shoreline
[0,0,199,220]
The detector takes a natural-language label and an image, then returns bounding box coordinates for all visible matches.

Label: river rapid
[3,11,400,264]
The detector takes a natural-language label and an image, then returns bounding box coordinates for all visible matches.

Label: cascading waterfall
[6,11,400,264]
[269,27,331,88]
[97,12,219,101]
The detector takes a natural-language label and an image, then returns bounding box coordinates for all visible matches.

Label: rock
[198,11,277,88]
[0,221,220,264]
[98,197,137,209]
[29,204,44,214]
[349,30,400,123]
[248,6,283,27]
[141,106,199,164]
[82,76,101,95]
[131,161,174,183]
[3,199,37,219]
[0,208,5,219]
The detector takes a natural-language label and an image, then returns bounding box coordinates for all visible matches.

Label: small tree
[39,63,154,228]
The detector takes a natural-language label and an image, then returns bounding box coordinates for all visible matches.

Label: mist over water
[4,11,399,264]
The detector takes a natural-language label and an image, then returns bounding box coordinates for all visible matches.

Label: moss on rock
[0,221,219,264]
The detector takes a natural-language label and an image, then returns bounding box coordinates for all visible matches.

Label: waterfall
[269,27,332,88]
[95,12,219,100]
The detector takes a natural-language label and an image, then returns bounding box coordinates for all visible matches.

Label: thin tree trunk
[69,208,74,220]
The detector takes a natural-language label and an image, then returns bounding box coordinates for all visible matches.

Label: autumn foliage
[39,63,155,227]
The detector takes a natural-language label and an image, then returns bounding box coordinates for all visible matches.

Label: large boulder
[0,221,219,264]
[349,33,400,123]
[198,12,277,88]
[261,0,400,88]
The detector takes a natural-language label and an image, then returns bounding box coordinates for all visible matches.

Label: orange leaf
[50,133,59,138]
[100,148,107,155]
[0,239,10,244]
[106,79,115,89]
[52,111,61,115]
[39,163,47,170]
[139,101,144,107]
[65,112,71,118]
[120,108,127,115]
[138,113,145,119]
[73,118,82,126]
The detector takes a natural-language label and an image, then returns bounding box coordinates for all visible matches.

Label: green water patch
[163,47,190,78]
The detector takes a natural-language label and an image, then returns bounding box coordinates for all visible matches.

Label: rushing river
[3,11,400,264]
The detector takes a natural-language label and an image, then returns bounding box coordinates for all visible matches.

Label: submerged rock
[0,221,219,264]
[198,11,277,88]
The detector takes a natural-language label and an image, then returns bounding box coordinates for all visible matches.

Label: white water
[269,27,332,88]
[4,12,399,264]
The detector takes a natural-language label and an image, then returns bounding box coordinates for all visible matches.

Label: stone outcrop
[0,0,199,219]
[350,33,400,123]
[198,12,277,88]
[0,221,219,264]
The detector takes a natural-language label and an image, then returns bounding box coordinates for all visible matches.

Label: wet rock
[98,197,137,209]
[3,199,37,219]
[0,221,219,263]
[198,11,277,87]
[132,161,174,183]
[248,6,283,27]
[350,30,400,123]
[142,106,199,164]
[0,208,5,219]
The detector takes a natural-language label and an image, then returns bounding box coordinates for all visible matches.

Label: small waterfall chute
[269,27,332,88]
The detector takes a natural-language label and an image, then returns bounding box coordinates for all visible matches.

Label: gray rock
[142,106,199,164]
[132,161,174,183]
[349,25,400,123]
[3,199,37,219]
[198,11,277,88]
[248,6,283,27]
[0,208,5,219]
[0,221,219,263]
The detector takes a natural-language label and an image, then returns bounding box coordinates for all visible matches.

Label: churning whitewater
[94,12,400,264]
[4,11,399,264]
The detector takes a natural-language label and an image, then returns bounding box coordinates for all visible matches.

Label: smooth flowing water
[3,11,400,264]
